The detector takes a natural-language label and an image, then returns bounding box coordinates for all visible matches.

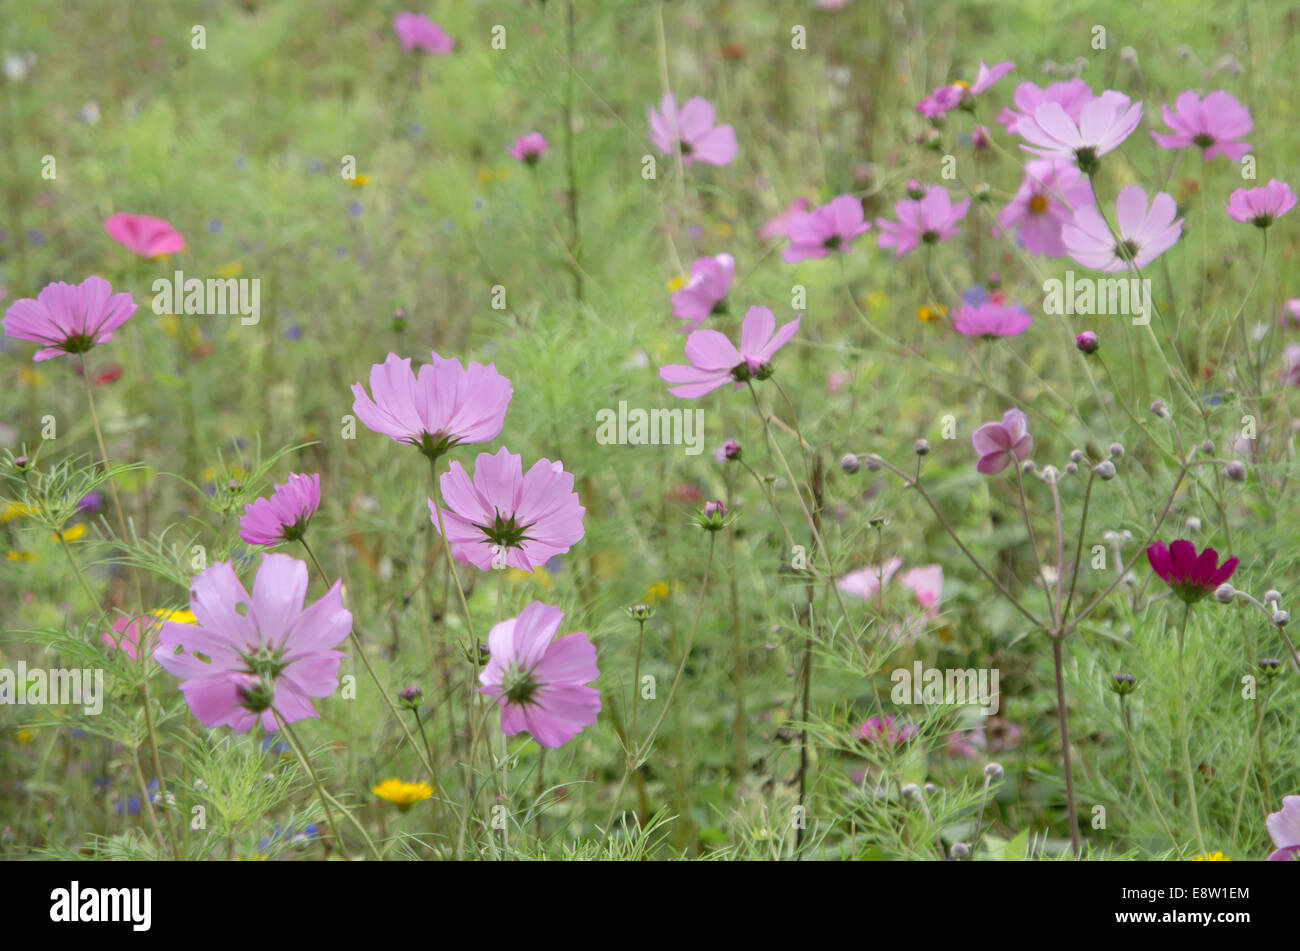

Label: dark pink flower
[782,194,871,263]
[997,159,1095,257]
[1063,185,1182,271]
[972,409,1033,474]
[1225,179,1296,228]
[1152,90,1252,161]
[997,79,1093,135]
[3,276,137,362]
[875,185,970,256]
[648,94,736,167]
[659,305,800,398]
[239,472,321,546]
[103,213,186,258]
[478,601,600,748]
[507,132,547,164]
[672,253,734,332]
[856,714,917,746]
[393,12,454,54]
[953,301,1032,339]
[1145,539,1238,604]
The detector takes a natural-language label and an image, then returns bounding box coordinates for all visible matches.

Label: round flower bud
[1200,440,1216,454]
[12,455,29,470]
[901,783,922,801]
[923,782,938,796]
[1272,609,1290,627]
[1064,462,1078,475]
[983,762,1004,782]
[1069,449,1086,463]
[863,454,883,472]
[1110,672,1138,695]
[1093,460,1116,480]
[626,603,655,621]
[1259,658,1283,679]
[950,842,970,860]
[914,439,931,456]
[1041,465,1060,484]
[1075,331,1099,354]
[1224,461,1247,482]
[398,685,423,709]
[1109,443,1124,458]
[1214,584,1235,604]
[840,453,861,474]
[1020,460,1036,475]
[1264,590,1282,605]
[1149,399,1168,418]
[1184,516,1201,533]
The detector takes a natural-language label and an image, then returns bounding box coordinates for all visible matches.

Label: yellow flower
[666,276,687,292]
[2,502,34,523]
[508,566,552,588]
[644,581,670,602]
[865,291,889,310]
[6,550,37,562]
[234,854,267,861]
[916,304,947,323]
[157,609,197,625]
[214,261,243,278]
[159,315,180,338]
[346,173,370,187]
[372,778,433,810]
[52,524,87,542]
[17,367,44,386]
[716,222,733,238]
[16,729,37,744]
[1192,851,1230,861]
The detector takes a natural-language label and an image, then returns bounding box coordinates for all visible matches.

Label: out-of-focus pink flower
[393,12,454,54]
[153,554,352,733]
[239,472,321,546]
[660,305,800,398]
[351,352,513,458]
[1017,90,1142,173]
[648,93,736,167]
[856,714,917,746]
[672,253,734,332]
[506,132,547,164]
[1281,299,1300,328]
[103,609,196,661]
[758,197,809,241]
[103,213,186,258]
[875,185,970,256]
[827,368,851,393]
[915,61,1015,118]
[900,565,943,613]
[782,194,871,262]
[1266,795,1300,861]
[1152,91,1252,161]
[837,559,903,602]
[972,409,1033,474]
[479,601,600,748]
[1283,345,1300,386]
[1063,185,1182,271]
[997,159,1094,257]
[431,448,585,572]
[3,276,137,362]
[1225,179,1296,228]
[952,301,1032,339]
[997,79,1093,135]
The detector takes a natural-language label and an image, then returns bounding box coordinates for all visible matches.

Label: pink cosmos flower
[393,12,454,54]
[1063,185,1182,272]
[659,305,801,398]
[1017,90,1142,173]
[972,409,1033,474]
[915,61,1015,118]
[1151,91,1252,161]
[648,93,737,167]
[875,186,971,257]
[431,447,585,572]
[1225,179,1296,228]
[672,253,735,332]
[782,194,871,263]
[1283,345,1300,386]
[1145,539,1238,604]
[351,352,513,458]
[1281,299,1300,328]
[997,79,1093,135]
[507,132,547,164]
[1266,795,1300,861]
[103,213,186,258]
[953,301,1032,339]
[3,276,137,362]
[997,159,1095,257]
[239,472,321,546]
[837,558,903,602]
[856,714,917,746]
[478,601,600,748]
[758,197,810,241]
[102,610,195,661]
[153,554,352,733]
[900,565,943,613]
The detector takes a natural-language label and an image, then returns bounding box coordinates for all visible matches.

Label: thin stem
[1174,603,1208,857]
[274,709,351,860]
[1051,636,1082,856]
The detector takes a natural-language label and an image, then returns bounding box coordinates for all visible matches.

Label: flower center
[61,333,97,354]
[823,235,843,250]
[413,430,460,461]
[474,511,533,550]
[921,230,940,244]
[1192,132,1215,148]
[679,141,694,155]
[499,663,539,704]
[1114,239,1140,262]
[1029,194,1049,214]
[1074,146,1099,175]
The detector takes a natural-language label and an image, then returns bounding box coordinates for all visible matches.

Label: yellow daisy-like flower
[16,729,37,744]
[916,304,947,323]
[372,778,433,810]
[214,261,243,278]
[157,608,197,625]
[17,367,44,386]
[666,276,687,292]
[52,524,87,543]
[6,550,37,562]
[1192,851,1230,861]
[2,502,35,523]
[644,581,670,602]
[346,173,370,187]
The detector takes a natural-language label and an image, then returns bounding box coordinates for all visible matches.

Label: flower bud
[1069,449,1086,464]
[12,455,29,470]
[626,603,655,621]
[1273,609,1290,627]
[1184,516,1201,533]
[1259,657,1283,679]
[398,685,422,709]
[950,841,970,859]
[1041,465,1060,484]
[983,762,1004,782]
[901,783,922,801]
[1225,461,1246,482]
[1109,443,1124,458]
[697,500,734,532]
[1149,399,1168,418]
[840,453,860,474]
[863,453,883,472]
[1093,460,1116,480]
[1075,331,1099,354]
[718,440,742,462]
[913,439,931,456]
[1020,460,1036,475]
[1214,584,1235,604]
[1264,590,1282,605]
[1064,462,1078,475]
[1110,672,1138,695]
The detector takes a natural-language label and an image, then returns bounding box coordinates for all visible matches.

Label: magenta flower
[1145,540,1238,604]
[1225,179,1296,228]
[672,253,735,332]
[953,301,1032,339]
[392,12,454,54]
[997,78,1093,135]
[431,447,585,572]
[782,194,871,263]
[875,185,971,257]
[351,352,513,459]
[915,61,1015,118]
[1063,185,1182,272]
[103,213,186,258]
[972,409,1033,474]
[997,159,1095,257]
[239,472,321,546]
[758,197,810,241]
[1152,91,1252,161]
[659,305,801,398]
[479,601,600,748]
[507,132,547,165]
[1266,795,1300,861]
[648,93,736,167]
[1017,90,1142,173]
[3,276,137,362]
[153,554,352,733]
[856,714,917,746]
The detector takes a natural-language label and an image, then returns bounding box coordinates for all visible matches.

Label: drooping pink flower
[915,61,1015,118]
[1145,540,1238,604]
[672,253,734,332]
[1266,795,1300,861]
[103,213,186,258]
[3,276,137,362]
[952,301,1032,339]
[647,93,736,167]
[1151,91,1252,161]
[1225,179,1296,228]
[1017,90,1142,173]
[239,472,321,546]
[507,132,547,164]
[997,159,1095,257]
[153,554,352,733]
[659,305,800,398]
[996,79,1093,135]
[972,409,1033,474]
[856,714,917,746]
[350,352,513,458]
[758,197,809,240]
[431,447,585,571]
[875,185,971,257]
[1063,185,1182,272]
[478,601,600,748]
[837,559,903,602]
[392,12,454,54]
[782,194,871,263]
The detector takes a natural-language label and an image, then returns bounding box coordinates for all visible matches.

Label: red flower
[1146,540,1237,604]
